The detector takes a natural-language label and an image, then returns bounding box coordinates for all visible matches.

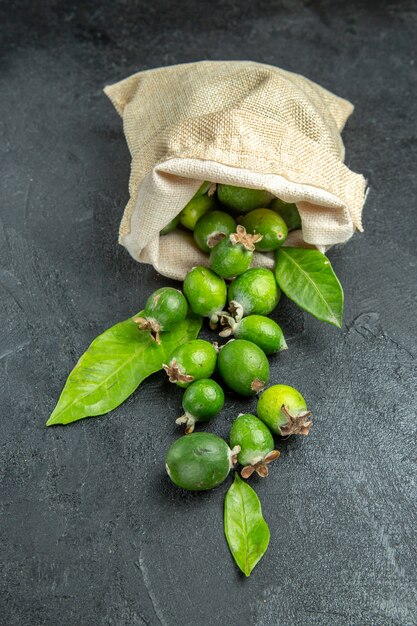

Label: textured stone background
[1,1,416,625]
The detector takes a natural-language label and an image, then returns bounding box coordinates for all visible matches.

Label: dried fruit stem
[133,316,162,344]
[229,445,241,468]
[209,311,223,330]
[162,359,195,384]
[207,232,227,249]
[228,301,244,322]
[280,406,313,436]
[229,225,263,251]
[218,314,237,337]
[241,449,280,479]
[175,413,196,434]
[251,378,266,394]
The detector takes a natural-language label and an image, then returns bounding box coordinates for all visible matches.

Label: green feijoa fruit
[217,184,274,214]
[209,226,261,279]
[257,384,313,436]
[217,339,269,396]
[134,287,188,343]
[180,194,217,231]
[220,315,287,355]
[270,198,301,231]
[227,268,280,320]
[176,379,225,434]
[183,266,227,328]
[194,181,214,198]
[240,208,288,252]
[210,238,251,279]
[230,413,280,478]
[165,432,240,491]
[163,339,217,388]
[193,210,237,253]
[160,214,180,235]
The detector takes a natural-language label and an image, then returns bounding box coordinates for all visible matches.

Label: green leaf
[224,473,270,577]
[274,247,344,328]
[46,311,202,426]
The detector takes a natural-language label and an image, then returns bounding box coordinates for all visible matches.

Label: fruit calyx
[175,412,196,434]
[218,314,237,337]
[227,300,244,322]
[207,183,217,196]
[280,405,313,436]
[208,310,224,330]
[241,450,281,479]
[207,231,227,249]
[162,359,195,384]
[133,316,162,344]
[251,378,266,394]
[229,445,241,468]
[229,225,263,251]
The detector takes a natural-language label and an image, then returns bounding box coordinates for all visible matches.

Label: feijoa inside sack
[105,60,366,281]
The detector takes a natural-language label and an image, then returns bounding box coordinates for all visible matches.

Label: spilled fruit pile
[47,182,344,577]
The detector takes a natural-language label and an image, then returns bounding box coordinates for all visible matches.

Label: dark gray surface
[1,1,416,625]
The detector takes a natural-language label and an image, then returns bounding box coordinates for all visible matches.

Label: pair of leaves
[275,247,344,328]
[46,312,202,426]
[224,473,270,577]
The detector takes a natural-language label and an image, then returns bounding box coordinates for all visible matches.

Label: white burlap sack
[104,60,367,281]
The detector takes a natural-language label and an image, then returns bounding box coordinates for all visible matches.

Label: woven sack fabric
[104,60,366,280]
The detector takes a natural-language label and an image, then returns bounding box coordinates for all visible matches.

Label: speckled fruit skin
[143,287,188,330]
[257,385,308,434]
[165,340,217,388]
[240,208,288,251]
[209,238,252,279]
[179,194,217,230]
[217,184,274,214]
[182,379,225,421]
[165,433,232,491]
[234,315,287,355]
[230,413,274,467]
[183,266,227,321]
[217,339,269,396]
[227,268,280,317]
[193,210,237,254]
[270,198,301,231]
